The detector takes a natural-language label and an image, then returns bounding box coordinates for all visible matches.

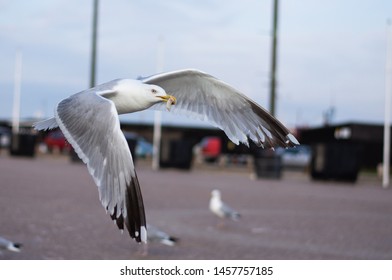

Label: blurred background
[1,0,391,126]
[1,0,392,260]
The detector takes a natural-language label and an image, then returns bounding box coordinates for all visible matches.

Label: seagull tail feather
[33,117,59,131]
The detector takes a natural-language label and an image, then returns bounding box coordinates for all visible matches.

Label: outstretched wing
[143,69,299,149]
[54,88,147,243]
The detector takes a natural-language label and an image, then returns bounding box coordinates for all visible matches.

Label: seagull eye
[151,89,157,94]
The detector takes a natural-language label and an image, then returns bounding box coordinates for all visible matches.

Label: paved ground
[0,154,392,260]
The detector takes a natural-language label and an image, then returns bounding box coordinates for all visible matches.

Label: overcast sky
[1,0,391,128]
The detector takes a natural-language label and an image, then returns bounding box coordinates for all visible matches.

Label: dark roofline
[299,121,386,144]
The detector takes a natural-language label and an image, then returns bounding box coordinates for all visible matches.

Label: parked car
[123,131,153,158]
[199,136,222,162]
[44,130,69,153]
[0,126,11,148]
[280,145,311,169]
[136,138,153,158]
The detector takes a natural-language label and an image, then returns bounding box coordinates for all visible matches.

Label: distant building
[299,122,385,181]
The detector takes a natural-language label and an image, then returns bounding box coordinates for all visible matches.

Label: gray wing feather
[143,69,299,148]
[54,89,146,242]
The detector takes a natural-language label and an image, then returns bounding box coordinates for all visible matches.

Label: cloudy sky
[0,0,391,128]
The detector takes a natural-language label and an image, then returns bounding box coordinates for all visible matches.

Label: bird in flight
[34,69,299,243]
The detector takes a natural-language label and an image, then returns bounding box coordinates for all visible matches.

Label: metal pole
[12,51,22,136]
[152,37,165,171]
[383,20,392,188]
[90,0,99,88]
[269,0,279,116]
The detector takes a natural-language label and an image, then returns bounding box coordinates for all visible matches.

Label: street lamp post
[90,0,99,88]
[269,0,279,117]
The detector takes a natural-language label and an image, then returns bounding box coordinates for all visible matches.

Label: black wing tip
[109,207,124,230]
[107,174,147,244]
[109,211,147,243]
[109,207,147,243]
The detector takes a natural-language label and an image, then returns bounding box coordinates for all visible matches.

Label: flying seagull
[34,69,299,243]
[209,189,240,226]
[0,236,22,253]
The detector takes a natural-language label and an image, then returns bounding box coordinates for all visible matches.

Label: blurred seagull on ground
[209,189,240,227]
[0,236,22,253]
[147,224,179,246]
[140,224,179,256]
[34,69,299,244]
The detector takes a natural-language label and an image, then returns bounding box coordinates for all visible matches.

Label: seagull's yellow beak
[159,95,176,104]
[159,95,176,111]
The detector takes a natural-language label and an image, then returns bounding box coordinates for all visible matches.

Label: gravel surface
[0,154,391,260]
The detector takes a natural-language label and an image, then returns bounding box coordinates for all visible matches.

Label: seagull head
[211,189,221,198]
[145,84,176,107]
[140,83,177,112]
[109,80,177,114]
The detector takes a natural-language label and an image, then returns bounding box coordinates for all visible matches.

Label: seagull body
[209,189,240,221]
[0,236,22,253]
[147,224,178,246]
[140,224,178,256]
[34,69,298,244]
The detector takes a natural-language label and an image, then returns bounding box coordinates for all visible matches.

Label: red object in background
[200,137,221,159]
[44,130,69,153]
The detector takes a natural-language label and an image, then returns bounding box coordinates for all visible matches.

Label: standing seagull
[34,69,299,243]
[0,236,22,253]
[209,189,240,226]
